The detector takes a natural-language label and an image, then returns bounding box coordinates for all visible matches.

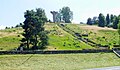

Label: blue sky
[0,0,120,28]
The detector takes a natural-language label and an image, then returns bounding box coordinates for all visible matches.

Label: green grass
[0,23,93,51]
[0,27,23,33]
[0,53,119,70]
[0,27,23,50]
[65,24,119,48]
[0,23,118,50]
[45,23,93,50]
[88,30,119,47]
[0,36,21,50]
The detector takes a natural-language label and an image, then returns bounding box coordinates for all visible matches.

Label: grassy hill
[0,28,23,50]
[0,23,118,50]
[45,23,93,50]
[0,23,93,51]
[64,24,119,48]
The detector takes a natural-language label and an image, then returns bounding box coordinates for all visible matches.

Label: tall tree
[98,13,105,27]
[21,8,48,50]
[60,6,73,23]
[110,14,114,23]
[113,16,119,29]
[56,13,62,22]
[21,10,35,49]
[106,14,110,26]
[31,8,48,49]
[87,18,92,25]
[93,17,98,25]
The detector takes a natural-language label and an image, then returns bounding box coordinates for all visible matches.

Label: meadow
[0,53,120,70]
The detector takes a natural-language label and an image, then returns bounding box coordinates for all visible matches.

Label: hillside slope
[0,23,93,51]
[65,24,119,48]
[45,23,93,50]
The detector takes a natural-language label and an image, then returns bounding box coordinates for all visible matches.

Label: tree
[98,13,105,27]
[31,8,47,49]
[113,16,119,29]
[110,14,114,23]
[87,18,92,25]
[56,13,62,22]
[15,23,23,28]
[106,14,110,26]
[93,17,98,25]
[21,8,48,50]
[118,22,120,46]
[21,10,35,49]
[60,6,73,23]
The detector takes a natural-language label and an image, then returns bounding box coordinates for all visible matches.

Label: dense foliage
[60,6,73,23]
[21,8,48,50]
[98,13,105,27]
[87,18,92,25]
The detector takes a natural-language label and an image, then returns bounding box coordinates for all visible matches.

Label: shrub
[17,35,20,37]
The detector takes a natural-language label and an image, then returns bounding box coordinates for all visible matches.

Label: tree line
[87,13,120,29]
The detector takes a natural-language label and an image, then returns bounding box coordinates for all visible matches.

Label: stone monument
[50,11,58,23]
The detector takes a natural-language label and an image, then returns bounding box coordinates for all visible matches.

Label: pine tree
[106,14,110,26]
[98,13,105,27]
[21,8,48,50]
[110,14,114,23]
[21,10,35,49]
[113,16,119,29]
[87,18,92,25]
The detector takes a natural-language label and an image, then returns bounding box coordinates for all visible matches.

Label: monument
[50,11,58,23]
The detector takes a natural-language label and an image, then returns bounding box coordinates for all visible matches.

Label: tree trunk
[27,40,29,49]
[35,34,37,47]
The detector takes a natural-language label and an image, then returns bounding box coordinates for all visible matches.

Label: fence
[0,49,112,55]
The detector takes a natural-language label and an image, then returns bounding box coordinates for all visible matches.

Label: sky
[0,0,120,29]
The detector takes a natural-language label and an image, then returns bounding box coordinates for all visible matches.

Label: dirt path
[80,25,116,31]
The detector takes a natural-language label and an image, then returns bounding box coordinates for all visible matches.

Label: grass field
[0,53,120,70]
[0,28,22,50]
[65,24,119,48]
[45,23,93,50]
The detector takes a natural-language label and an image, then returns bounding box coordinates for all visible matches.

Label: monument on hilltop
[50,11,58,23]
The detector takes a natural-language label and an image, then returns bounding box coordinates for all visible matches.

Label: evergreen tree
[113,16,119,29]
[98,13,105,27]
[21,8,48,50]
[21,10,35,49]
[110,14,114,23]
[106,14,110,26]
[87,18,92,25]
[31,8,47,49]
